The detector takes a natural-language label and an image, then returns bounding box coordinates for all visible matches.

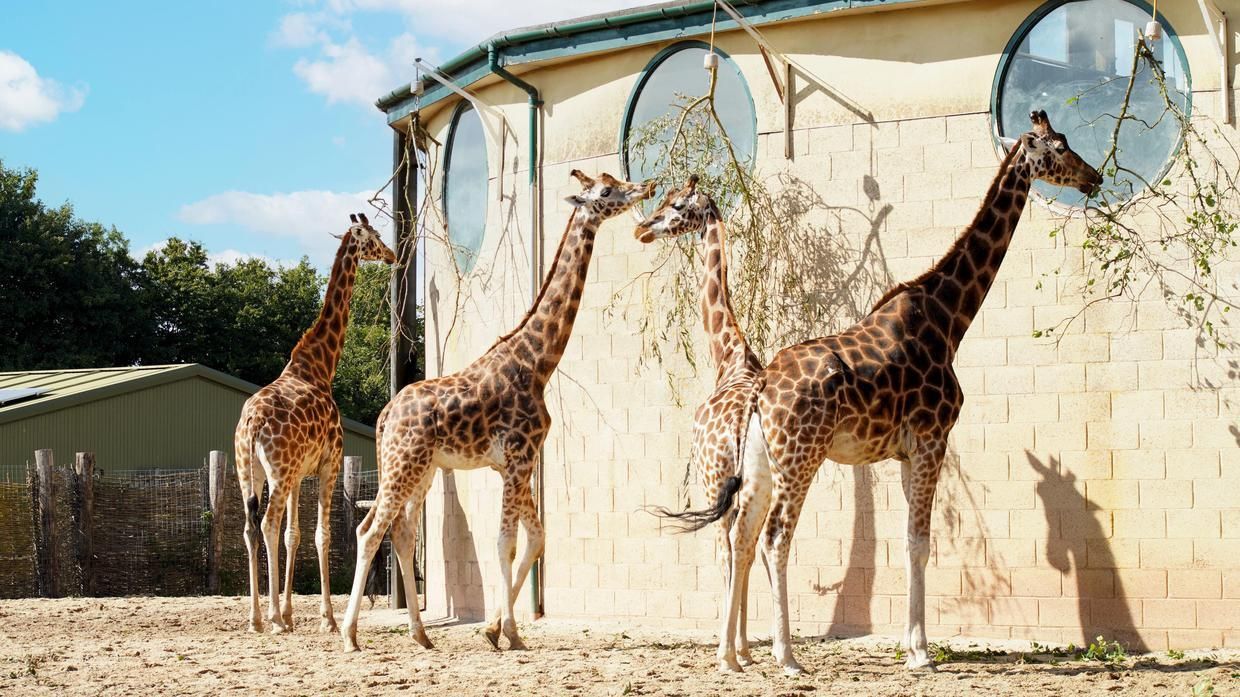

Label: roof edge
[0,364,377,438]
[376,0,945,117]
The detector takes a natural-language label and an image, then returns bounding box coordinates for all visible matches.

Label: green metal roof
[0,364,376,437]
[376,0,943,122]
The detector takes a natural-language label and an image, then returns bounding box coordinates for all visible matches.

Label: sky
[0,0,648,270]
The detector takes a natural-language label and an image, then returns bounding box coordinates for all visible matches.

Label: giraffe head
[1003,110,1103,195]
[563,169,655,219]
[344,213,397,263]
[633,175,712,244]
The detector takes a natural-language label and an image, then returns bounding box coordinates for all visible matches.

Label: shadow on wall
[1026,451,1145,653]
[440,469,485,621]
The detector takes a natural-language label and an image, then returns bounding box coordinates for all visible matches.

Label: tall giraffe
[235,213,396,634]
[690,111,1101,673]
[340,170,654,652]
[635,176,767,664]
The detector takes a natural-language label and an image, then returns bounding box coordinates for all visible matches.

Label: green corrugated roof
[0,364,376,437]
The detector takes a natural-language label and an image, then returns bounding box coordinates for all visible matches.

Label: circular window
[993,0,1190,206]
[621,42,756,191]
[443,103,488,273]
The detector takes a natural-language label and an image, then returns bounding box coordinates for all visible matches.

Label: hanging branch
[1036,35,1239,359]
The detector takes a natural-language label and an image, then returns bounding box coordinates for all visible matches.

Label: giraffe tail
[239,410,262,530]
[650,376,764,533]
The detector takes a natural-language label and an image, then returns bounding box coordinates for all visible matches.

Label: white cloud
[0,50,86,131]
[137,238,299,269]
[271,12,332,48]
[177,189,387,266]
[278,0,648,107]
[294,38,394,106]
[324,0,651,43]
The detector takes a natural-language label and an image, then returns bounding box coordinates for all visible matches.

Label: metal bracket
[715,0,795,158]
[416,58,512,199]
[1197,0,1231,124]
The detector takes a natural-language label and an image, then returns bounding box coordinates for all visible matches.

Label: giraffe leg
[281,485,301,629]
[718,414,772,673]
[484,476,529,651]
[240,467,266,633]
[501,480,544,650]
[261,482,289,634]
[901,441,945,671]
[341,491,403,652]
[316,471,338,633]
[736,546,755,665]
[391,473,434,649]
[763,477,808,676]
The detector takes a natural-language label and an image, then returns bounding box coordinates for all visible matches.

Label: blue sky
[0,0,646,269]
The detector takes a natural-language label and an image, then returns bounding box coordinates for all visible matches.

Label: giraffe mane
[290,228,355,359]
[868,139,1023,313]
[485,208,581,351]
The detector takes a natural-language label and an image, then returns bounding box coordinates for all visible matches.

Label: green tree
[138,239,323,386]
[0,160,149,370]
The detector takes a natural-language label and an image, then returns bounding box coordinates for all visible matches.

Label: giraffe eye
[672,200,685,211]
[599,187,612,197]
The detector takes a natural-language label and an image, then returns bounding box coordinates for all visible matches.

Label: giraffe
[340,170,655,653]
[635,176,767,665]
[685,110,1101,673]
[234,213,396,634]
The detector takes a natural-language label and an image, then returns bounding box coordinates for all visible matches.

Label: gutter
[376,0,728,112]
[487,44,546,619]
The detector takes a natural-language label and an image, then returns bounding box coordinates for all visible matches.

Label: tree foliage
[0,158,416,425]
[0,162,150,370]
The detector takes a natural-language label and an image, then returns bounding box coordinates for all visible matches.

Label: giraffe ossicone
[338,170,654,653]
[674,109,1100,675]
[234,213,396,635]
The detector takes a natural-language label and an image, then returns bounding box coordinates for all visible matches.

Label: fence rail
[0,449,406,600]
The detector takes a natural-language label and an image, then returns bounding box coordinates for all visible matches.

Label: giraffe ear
[564,194,588,207]
[569,169,595,188]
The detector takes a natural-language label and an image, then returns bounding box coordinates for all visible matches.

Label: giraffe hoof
[717,657,743,673]
[411,629,434,650]
[737,651,755,667]
[780,661,807,676]
[320,619,339,634]
[905,658,936,672]
[248,621,263,633]
[483,627,502,651]
[506,636,528,651]
[269,619,289,635]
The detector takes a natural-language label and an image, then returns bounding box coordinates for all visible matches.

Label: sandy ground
[1,595,1237,696]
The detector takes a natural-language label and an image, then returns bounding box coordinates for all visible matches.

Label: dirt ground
[1,595,1237,696]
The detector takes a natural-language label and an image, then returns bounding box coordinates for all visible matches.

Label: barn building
[376,0,1240,650]
[0,365,377,475]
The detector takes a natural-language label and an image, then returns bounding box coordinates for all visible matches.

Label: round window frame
[988,0,1192,209]
[618,40,758,182]
[442,100,490,274]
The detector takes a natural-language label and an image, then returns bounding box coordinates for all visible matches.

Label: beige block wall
[411,0,1240,650]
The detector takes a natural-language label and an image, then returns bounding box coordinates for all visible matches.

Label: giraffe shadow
[1026,451,1146,653]
[439,469,486,621]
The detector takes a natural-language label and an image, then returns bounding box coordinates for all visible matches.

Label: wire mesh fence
[0,467,36,598]
[0,451,406,599]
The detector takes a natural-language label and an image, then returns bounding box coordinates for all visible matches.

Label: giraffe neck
[699,203,757,383]
[921,145,1030,353]
[287,234,358,385]
[508,208,601,384]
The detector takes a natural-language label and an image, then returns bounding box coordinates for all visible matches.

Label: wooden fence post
[34,449,58,598]
[342,456,360,563]
[207,451,227,594]
[73,452,95,596]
